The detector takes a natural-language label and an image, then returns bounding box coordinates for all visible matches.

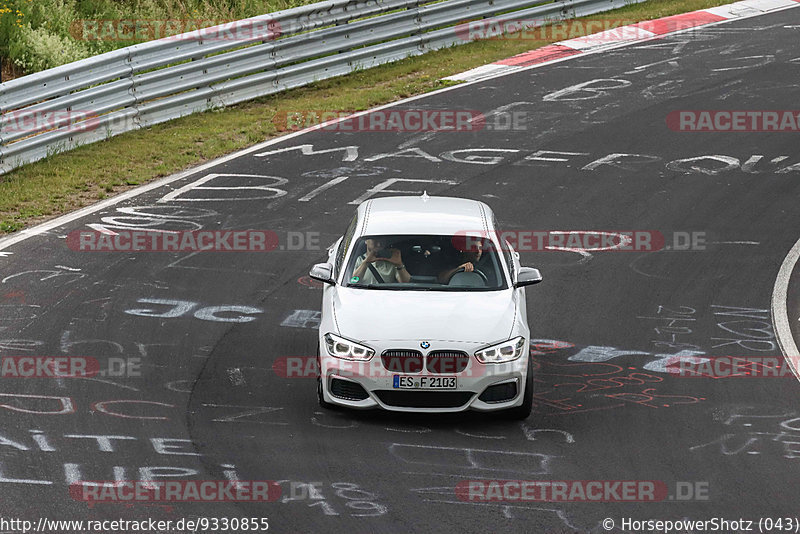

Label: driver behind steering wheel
[438,238,486,284]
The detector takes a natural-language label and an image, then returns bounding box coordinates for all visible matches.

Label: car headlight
[475,336,526,364]
[324,333,375,361]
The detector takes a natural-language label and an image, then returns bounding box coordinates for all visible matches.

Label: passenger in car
[352,238,411,284]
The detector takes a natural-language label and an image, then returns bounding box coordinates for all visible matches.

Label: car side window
[335,215,358,276]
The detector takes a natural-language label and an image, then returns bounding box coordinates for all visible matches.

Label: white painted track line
[772,238,800,382]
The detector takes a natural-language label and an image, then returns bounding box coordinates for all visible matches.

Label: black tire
[317,344,336,410]
[502,356,533,420]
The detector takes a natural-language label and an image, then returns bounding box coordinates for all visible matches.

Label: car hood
[332,288,517,344]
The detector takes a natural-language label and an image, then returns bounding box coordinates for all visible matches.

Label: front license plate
[393,375,457,389]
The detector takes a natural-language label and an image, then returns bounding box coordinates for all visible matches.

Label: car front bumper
[319,338,529,413]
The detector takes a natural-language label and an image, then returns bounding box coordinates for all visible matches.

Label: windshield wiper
[381,285,431,291]
[430,286,500,291]
[348,283,431,291]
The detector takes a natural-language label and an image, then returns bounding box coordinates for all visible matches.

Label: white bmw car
[309,195,542,419]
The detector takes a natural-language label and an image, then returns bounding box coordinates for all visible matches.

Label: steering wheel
[447,266,488,284]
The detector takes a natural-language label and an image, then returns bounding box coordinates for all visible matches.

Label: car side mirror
[515,267,542,288]
[310,263,335,285]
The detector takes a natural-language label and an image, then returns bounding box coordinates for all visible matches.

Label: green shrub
[0,0,323,75]
[9,23,92,71]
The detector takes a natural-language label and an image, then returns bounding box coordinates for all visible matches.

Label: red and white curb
[445,0,800,82]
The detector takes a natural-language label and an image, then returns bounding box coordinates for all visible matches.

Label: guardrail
[0,0,646,174]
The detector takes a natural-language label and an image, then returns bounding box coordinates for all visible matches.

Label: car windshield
[343,234,508,291]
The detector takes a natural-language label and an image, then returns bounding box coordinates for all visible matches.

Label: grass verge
[0,0,736,234]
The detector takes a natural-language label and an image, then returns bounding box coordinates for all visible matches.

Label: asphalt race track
[1,6,800,533]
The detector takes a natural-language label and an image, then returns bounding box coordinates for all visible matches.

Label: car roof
[357,195,493,236]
